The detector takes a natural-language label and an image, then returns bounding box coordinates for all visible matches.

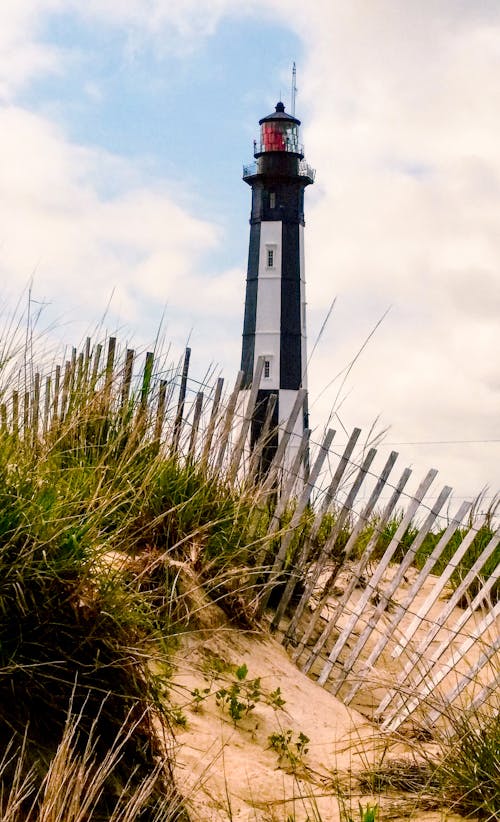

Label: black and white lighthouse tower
[240,101,315,464]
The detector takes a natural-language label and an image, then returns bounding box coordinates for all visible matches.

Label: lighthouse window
[269,192,276,209]
[267,248,274,268]
[264,359,271,379]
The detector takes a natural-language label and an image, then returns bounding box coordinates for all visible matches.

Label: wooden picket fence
[1,336,499,735]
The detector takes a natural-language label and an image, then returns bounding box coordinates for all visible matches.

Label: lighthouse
[240,101,315,467]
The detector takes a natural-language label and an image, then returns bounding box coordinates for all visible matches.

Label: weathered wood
[90,344,102,393]
[104,337,117,398]
[140,352,154,412]
[51,364,61,425]
[391,512,489,659]
[316,468,438,686]
[120,349,135,410]
[426,634,500,727]
[377,527,500,722]
[295,450,400,668]
[172,347,191,454]
[227,356,265,484]
[32,372,41,438]
[465,669,500,718]
[23,391,29,438]
[60,361,71,421]
[246,392,277,487]
[154,379,168,442]
[285,444,379,649]
[342,497,471,703]
[339,483,453,702]
[43,376,51,434]
[382,599,500,732]
[200,377,224,465]
[258,388,307,496]
[12,391,19,437]
[188,391,204,459]
[260,428,336,624]
[215,370,244,472]
[253,428,311,574]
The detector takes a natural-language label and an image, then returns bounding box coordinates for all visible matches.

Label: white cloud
[0,0,499,498]
[0,106,224,331]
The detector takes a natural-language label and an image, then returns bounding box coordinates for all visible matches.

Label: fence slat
[60,361,71,421]
[215,370,244,472]
[23,391,29,438]
[43,376,51,434]
[172,347,191,453]
[465,669,500,718]
[200,377,224,465]
[227,356,265,484]
[120,349,135,411]
[32,373,40,439]
[246,392,277,487]
[154,379,167,442]
[104,337,116,398]
[12,391,19,437]
[140,352,154,412]
[188,392,204,459]
[316,468,438,686]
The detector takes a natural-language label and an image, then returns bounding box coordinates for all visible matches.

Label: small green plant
[267,686,286,710]
[268,729,310,770]
[215,664,263,725]
[341,802,378,822]
[170,704,188,727]
[190,686,211,712]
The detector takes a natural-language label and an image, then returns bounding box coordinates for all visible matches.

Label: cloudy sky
[1,1,499,505]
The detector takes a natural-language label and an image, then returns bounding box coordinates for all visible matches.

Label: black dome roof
[259,101,301,126]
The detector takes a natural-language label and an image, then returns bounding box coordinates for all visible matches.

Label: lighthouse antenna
[291,62,297,116]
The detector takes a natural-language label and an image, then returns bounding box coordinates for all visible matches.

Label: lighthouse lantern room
[240,101,315,466]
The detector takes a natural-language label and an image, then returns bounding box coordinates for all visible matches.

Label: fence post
[172,347,191,454]
[201,377,224,466]
[188,391,204,459]
[154,380,167,443]
[120,349,135,412]
[215,370,244,472]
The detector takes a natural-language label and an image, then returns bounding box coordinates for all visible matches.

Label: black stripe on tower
[240,222,261,387]
[280,222,302,390]
[250,389,279,473]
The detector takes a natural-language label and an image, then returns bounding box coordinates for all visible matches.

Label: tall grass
[0,330,261,817]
